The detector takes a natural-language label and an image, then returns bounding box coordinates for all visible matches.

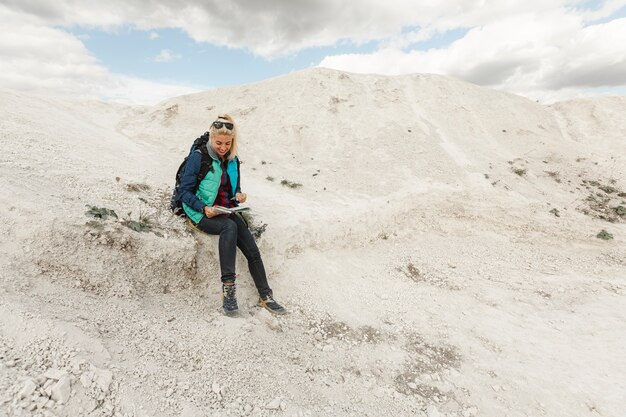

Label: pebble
[6,360,16,368]
[265,397,281,410]
[407,382,417,390]
[426,405,440,417]
[322,345,334,352]
[165,388,174,398]
[462,407,478,417]
[51,375,71,404]
[212,382,221,395]
[18,379,37,399]
[86,399,98,412]
[44,368,68,380]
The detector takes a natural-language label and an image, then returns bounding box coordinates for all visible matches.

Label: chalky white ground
[0,68,625,417]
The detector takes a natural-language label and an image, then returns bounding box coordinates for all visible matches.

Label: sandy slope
[0,69,625,417]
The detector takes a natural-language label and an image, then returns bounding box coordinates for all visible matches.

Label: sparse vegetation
[545,171,561,183]
[596,229,614,240]
[123,219,152,233]
[122,210,152,233]
[512,168,527,176]
[579,179,626,222]
[281,179,302,188]
[402,262,422,282]
[86,204,163,235]
[266,176,274,182]
[85,220,104,230]
[85,205,118,220]
[125,182,151,192]
[598,185,617,194]
[549,208,560,217]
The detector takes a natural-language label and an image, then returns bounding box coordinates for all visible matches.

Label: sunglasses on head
[212,121,233,130]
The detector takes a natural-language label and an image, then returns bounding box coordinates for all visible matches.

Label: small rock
[6,359,16,368]
[80,373,92,389]
[322,345,334,352]
[462,407,478,417]
[81,365,113,393]
[212,382,220,395]
[426,405,440,417]
[265,397,281,410]
[86,399,99,412]
[44,368,68,380]
[36,396,48,408]
[51,375,71,404]
[18,379,37,399]
[407,382,417,390]
[165,388,174,398]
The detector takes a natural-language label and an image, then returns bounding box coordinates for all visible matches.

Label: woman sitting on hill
[179,114,286,317]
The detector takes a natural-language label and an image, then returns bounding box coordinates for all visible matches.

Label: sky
[0,0,625,105]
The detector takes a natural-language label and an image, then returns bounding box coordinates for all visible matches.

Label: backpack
[170,132,214,217]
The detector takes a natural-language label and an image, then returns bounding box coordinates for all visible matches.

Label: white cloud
[1,0,586,58]
[0,0,625,102]
[0,5,198,104]
[319,8,626,102]
[154,49,181,63]
[148,31,159,40]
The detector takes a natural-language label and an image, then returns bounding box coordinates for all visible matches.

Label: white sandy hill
[0,68,625,417]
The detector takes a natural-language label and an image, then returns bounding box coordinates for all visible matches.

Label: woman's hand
[203,206,220,218]
[235,192,247,203]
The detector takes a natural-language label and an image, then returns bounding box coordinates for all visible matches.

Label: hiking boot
[222,282,239,317]
[259,293,287,315]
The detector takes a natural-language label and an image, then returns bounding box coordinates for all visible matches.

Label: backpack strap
[194,148,214,192]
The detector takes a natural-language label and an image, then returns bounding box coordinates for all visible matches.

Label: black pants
[196,213,271,297]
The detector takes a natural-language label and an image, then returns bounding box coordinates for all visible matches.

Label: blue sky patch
[68,26,380,90]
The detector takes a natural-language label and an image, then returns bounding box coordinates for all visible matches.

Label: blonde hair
[209,114,238,160]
